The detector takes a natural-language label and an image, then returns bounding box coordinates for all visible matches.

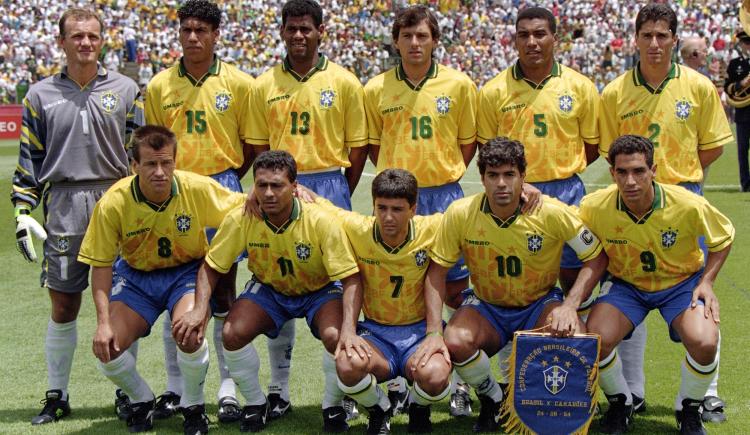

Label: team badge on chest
[558,94,573,113]
[215,90,232,112]
[100,90,120,113]
[175,213,192,233]
[320,89,335,108]
[527,233,544,254]
[295,241,312,261]
[414,249,428,268]
[660,227,678,248]
[56,236,70,253]
[436,95,451,115]
[675,99,692,121]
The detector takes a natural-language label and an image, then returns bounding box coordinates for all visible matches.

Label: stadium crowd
[0,0,741,102]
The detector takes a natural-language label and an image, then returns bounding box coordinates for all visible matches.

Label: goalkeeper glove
[15,207,47,262]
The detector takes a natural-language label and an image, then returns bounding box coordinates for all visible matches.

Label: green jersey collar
[395,60,438,91]
[130,175,179,212]
[282,54,329,82]
[263,197,302,234]
[481,194,522,228]
[633,62,679,94]
[616,182,665,224]
[512,60,561,89]
[178,55,221,87]
[372,219,415,254]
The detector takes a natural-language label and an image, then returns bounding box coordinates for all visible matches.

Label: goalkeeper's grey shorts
[40,180,116,293]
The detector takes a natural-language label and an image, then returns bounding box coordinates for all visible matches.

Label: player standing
[581,135,733,434]
[245,0,369,418]
[598,3,733,421]
[11,8,142,425]
[80,126,245,434]
[144,0,254,422]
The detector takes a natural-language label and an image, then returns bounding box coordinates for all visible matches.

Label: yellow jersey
[579,183,734,291]
[206,198,359,296]
[477,62,600,182]
[246,55,368,171]
[78,170,245,271]
[144,56,254,175]
[599,63,733,184]
[364,62,477,187]
[430,193,602,306]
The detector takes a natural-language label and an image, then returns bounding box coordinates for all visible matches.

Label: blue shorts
[238,279,343,339]
[595,271,703,343]
[461,288,565,348]
[111,258,200,336]
[357,319,428,379]
[298,169,351,210]
[417,182,469,282]
[532,175,586,269]
[207,169,246,262]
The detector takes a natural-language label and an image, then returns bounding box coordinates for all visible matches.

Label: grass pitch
[0,137,748,434]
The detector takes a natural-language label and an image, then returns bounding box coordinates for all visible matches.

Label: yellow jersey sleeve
[429,200,464,269]
[364,75,384,146]
[78,194,124,267]
[696,197,735,252]
[696,77,733,151]
[206,208,248,274]
[598,80,620,159]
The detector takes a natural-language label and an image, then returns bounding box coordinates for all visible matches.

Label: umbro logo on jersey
[558,94,574,113]
[100,90,120,113]
[320,89,336,108]
[675,99,692,121]
[175,213,192,233]
[414,249,428,267]
[661,228,678,248]
[215,90,232,112]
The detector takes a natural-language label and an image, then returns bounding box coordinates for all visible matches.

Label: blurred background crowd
[0,0,741,104]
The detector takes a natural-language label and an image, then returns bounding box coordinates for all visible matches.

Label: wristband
[15,206,31,217]
[426,330,442,337]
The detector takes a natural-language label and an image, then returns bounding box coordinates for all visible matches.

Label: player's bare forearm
[584,143,599,165]
[461,142,477,167]
[194,261,221,314]
[699,147,723,170]
[340,272,364,335]
[345,146,369,194]
[424,263,448,333]
[91,266,114,326]
[699,245,732,287]
[565,251,608,309]
[368,144,379,166]
[236,141,256,180]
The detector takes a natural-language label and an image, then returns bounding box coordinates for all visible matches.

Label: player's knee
[444,326,475,360]
[414,358,451,395]
[175,335,202,354]
[222,322,247,351]
[684,330,719,365]
[318,327,340,354]
[49,291,82,323]
[335,353,369,385]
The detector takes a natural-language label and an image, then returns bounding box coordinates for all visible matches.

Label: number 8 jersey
[430,193,602,307]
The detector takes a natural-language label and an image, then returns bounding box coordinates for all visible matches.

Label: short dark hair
[282,0,323,28]
[59,8,104,38]
[392,5,440,42]
[635,3,677,36]
[516,7,556,34]
[253,150,297,182]
[132,125,177,162]
[372,169,418,207]
[178,0,222,30]
[477,137,527,175]
[608,135,654,168]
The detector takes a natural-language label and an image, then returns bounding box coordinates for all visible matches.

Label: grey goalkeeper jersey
[11,64,144,209]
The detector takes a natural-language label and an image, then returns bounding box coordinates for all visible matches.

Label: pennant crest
[502,332,600,435]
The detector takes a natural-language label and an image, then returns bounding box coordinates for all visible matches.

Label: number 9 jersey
[78,171,245,271]
[578,182,734,291]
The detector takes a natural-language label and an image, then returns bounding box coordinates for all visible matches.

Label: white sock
[411,380,451,406]
[675,353,718,410]
[267,320,294,401]
[46,319,76,397]
[619,322,646,398]
[338,374,389,410]
[454,350,502,402]
[496,341,513,382]
[163,313,183,395]
[598,351,632,404]
[705,331,720,397]
[322,351,345,409]
[98,351,154,403]
[177,339,210,408]
[127,340,139,359]
[450,371,469,394]
[386,377,407,393]
[223,343,265,406]
[213,316,236,400]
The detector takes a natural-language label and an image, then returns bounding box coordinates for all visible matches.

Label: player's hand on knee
[15,211,47,262]
[520,183,543,214]
[547,305,578,337]
[336,330,371,360]
[411,332,450,372]
[173,309,208,347]
[243,188,263,219]
[93,322,118,363]
[692,282,720,323]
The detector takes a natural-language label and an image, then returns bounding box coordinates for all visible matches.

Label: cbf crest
[527,233,544,254]
[100,90,120,113]
[414,249,428,268]
[543,363,569,395]
[56,236,70,253]
[558,94,574,113]
[175,213,192,234]
[436,95,451,115]
[320,89,335,109]
[295,241,312,262]
[661,227,678,248]
[675,99,692,121]
[215,90,232,112]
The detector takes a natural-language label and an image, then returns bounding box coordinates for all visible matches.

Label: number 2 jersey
[78,170,245,271]
[579,183,734,291]
[430,193,602,307]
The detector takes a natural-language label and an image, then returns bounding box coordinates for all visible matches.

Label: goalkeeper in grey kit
[10,7,143,426]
